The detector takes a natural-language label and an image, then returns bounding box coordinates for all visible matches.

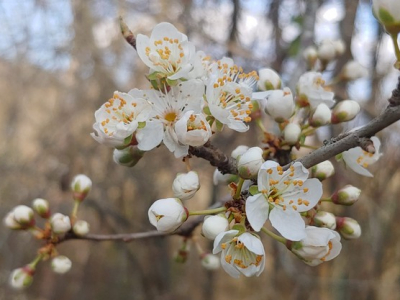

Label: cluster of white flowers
[4,174,92,289]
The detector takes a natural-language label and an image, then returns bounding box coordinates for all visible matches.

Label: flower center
[164,111,178,123]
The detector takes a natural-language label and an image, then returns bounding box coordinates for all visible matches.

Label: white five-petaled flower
[296,72,335,109]
[213,230,265,278]
[206,58,257,132]
[341,136,382,177]
[290,226,342,266]
[136,22,195,81]
[136,80,205,157]
[246,161,322,241]
[91,90,152,148]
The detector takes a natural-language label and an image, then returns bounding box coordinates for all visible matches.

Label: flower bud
[51,256,72,274]
[331,100,360,124]
[372,0,400,34]
[201,253,220,270]
[231,145,249,160]
[264,88,295,122]
[175,239,190,263]
[51,213,71,234]
[13,205,35,227]
[73,220,90,236]
[311,160,335,181]
[317,40,337,62]
[172,171,200,200]
[202,214,229,240]
[113,146,145,167]
[257,68,281,91]
[71,174,92,202]
[32,198,50,219]
[333,40,346,56]
[148,198,188,233]
[303,46,318,67]
[340,60,368,81]
[336,217,361,240]
[3,212,23,230]
[331,185,361,206]
[312,211,336,230]
[309,103,331,127]
[9,266,35,289]
[213,169,234,185]
[283,123,301,145]
[237,147,264,179]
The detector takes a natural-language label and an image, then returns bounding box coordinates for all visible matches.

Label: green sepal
[137,121,146,129]
[249,185,259,196]
[215,120,224,131]
[148,72,161,81]
[203,106,211,116]
[335,153,343,162]
[378,8,395,25]
[166,78,178,86]
[231,224,246,234]
[299,134,306,145]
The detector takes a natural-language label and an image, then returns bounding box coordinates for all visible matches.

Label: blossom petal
[213,230,239,254]
[246,194,269,232]
[220,255,241,278]
[282,178,322,212]
[238,233,264,255]
[258,160,280,190]
[269,207,306,241]
[136,121,164,151]
[342,150,373,177]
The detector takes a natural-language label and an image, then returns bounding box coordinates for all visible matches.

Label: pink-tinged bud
[32,198,50,219]
[73,220,90,236]
[264,88,295,122]
[237,147,264,179]
[113,146,145,167]
[9,265,35,289]
[148,198,188,233]
[372,0,400,34]
[51,256,72,274]
[3,212,23,230]
[283,123,301,145]
[231,145,249,159]
[341,60,368,81]
[71,174,92,202]
[201,253,220,270]
[336,217,362,240]
[13,205,35,227]
[312,211,336,230]
[202,214,229,240]
[257,68,282,91]
[50,213,71,234]
[311,160,335,181]
[331,185,361,206]
[331,100,360,124]
[309,103,331,127]
[172,171,200,200]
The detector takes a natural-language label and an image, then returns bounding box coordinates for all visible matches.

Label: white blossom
[263,88,295,122]
[257,68,281,91]
[246,161,322,241]
[175,110,212,147]
[172,171,200,200]
[213,230,265,278]
[148,198,188,233]
[297,72,335,108]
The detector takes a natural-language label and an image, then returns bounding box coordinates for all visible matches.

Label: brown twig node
[389,75,400,106]
[119,16,136,50]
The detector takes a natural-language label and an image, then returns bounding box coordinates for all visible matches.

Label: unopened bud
[336,217,361,240]
[13,205,35,227]
[172,171,200,200]
[202,214,229,240]
[372,0,400,35]
[331,185,361,206]
[333,40,346,56]
[309,103,331,127]
[311,160,335,181]
[257,68,281,91]
[303,46,318,67]
[175,240,190,264]
[237,147,264,179]
[32,198,50,219]
[51,213,71,234]
[231,145,249,159]
[73,220,90,236]
[264,88,295,122]
[9,266,35,289]
[71,174,92,202]
[3,212,23,230]
[213,169,235,185]
[201,253,220,270]
[317,40,337,62]
[331,100,360,124]
[148,198,188,233]
[341,60,368,81]
[283,123,301,145]
[113,146,145,167]
[51,256,72,274]
[312,211,336,230]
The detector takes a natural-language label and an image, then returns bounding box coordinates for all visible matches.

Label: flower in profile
[206,58,257,132]
[91,91,152,148]
[257,68,281,91]
[135,80,205,158]
[148,198,188,233]
[296,72,335,108]
[289,226,342,266]
[372,0,400,34]
[9,266,35,289]
[213,230,265,278]
[246,161,322,241]
[175,110,212,147]
[341,136,382,177]
[136,22,195,81]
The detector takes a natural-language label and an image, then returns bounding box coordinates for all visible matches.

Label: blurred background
[1,0,400,299]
